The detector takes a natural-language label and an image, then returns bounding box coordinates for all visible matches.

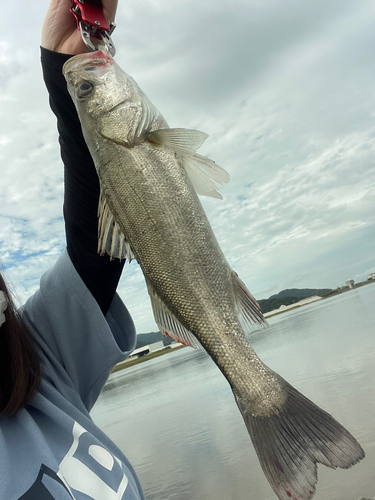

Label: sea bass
[63,50,364,500]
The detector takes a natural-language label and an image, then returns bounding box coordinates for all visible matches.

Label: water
[91,283,375,500]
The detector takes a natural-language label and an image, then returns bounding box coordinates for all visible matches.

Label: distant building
[346,279,355,289]
[368,272,375,280]
[128,341,165,359]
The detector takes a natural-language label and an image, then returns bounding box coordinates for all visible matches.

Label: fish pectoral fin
[232,272,269,335]
[180,153,230,200]
[147,128,230,199]
[97,190,135,261]
[147,128,208,154]
[147,284,203,349]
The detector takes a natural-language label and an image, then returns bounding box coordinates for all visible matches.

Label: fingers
[41,0,77,51]
[41,0,119,54]
[101,0,118,24]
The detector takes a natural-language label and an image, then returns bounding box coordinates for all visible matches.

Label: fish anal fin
[232,272,269,335]
[98,190,135,261]
[148,284,203,349]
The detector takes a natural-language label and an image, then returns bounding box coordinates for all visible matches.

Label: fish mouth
[62,50,114,77]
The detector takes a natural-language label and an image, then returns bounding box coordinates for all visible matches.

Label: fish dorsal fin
[180,153,230,200]
[147,128,208,154]
[97,189,135,261]
[232,272,269,335]
[147,283,203,349]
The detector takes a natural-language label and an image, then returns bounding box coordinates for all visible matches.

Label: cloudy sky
[1,0,374,333]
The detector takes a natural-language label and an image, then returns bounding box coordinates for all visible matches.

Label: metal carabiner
[70,0,116,56]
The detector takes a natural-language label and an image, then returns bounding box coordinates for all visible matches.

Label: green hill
[136,331,174,349]
[269,288,331,300]
[258,288,331,314]
[137,288,332,339]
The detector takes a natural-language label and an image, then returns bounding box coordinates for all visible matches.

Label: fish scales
[99,140,269,393]
[101,144,233,318]
[64,50,364,500]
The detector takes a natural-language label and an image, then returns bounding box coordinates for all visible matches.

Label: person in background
[0,0,144,498]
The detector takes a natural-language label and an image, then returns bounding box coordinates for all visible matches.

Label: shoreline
[112,279,375,373]
[263,295,322,318]
[264,278,375,318]
[112,344,186,373]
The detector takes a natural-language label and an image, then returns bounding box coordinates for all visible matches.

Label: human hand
[41,0,117,54]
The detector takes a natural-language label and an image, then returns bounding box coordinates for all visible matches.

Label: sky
[1,0,374,334]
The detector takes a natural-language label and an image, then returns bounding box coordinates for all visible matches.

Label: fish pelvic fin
[180,153,230,200]
[235,377,364,500]
[147,128,230,199]
[147,283,203,349]
[97,190,135,261]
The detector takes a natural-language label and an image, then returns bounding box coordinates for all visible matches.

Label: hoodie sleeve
[21,249,136,412]
[40,47,125,316]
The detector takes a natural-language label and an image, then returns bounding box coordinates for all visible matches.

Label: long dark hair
[0,273,41,415]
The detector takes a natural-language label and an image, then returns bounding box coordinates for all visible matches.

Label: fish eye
[84,66,96,72]
[78,82,94,98]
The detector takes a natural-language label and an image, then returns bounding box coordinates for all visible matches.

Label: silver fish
[63,50,364,500]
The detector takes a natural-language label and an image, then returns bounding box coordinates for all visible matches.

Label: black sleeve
[41,47,125,316]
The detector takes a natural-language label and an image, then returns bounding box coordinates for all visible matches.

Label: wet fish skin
[63,51,280,406]
[63,51,364,500]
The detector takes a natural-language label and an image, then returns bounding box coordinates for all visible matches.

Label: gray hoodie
[0,250,144,500]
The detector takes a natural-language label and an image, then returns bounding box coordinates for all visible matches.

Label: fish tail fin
[234,377,364,500]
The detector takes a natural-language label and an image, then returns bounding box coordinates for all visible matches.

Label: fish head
[63,50,145,148]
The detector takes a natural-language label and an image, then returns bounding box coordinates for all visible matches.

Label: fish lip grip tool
[70,0,116,56]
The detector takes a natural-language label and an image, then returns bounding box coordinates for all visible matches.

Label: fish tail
[234,377,364,500]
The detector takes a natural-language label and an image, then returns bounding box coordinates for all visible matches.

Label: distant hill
[269,288,331,300]
[258,288,331,314]
[137,288,332,339]
[136,331,174,349]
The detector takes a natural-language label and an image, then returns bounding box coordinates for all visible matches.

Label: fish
[63,50,364,500]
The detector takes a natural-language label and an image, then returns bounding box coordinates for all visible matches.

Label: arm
[41,0,123,315]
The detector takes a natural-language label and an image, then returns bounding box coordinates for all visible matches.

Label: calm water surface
[91,283,375,500]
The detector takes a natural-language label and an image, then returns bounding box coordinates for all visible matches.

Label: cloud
[0,0,374,332]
